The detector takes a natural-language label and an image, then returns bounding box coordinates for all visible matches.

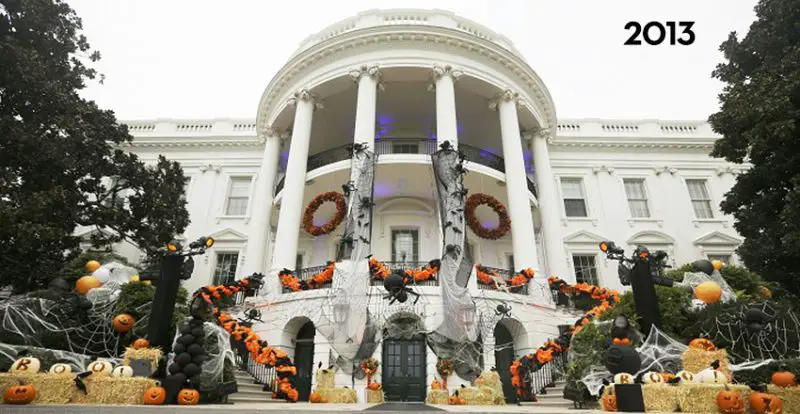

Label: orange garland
[195,277,300,402]
[278,262,335,292]
[369,258,440,283]
[475,265,534,290]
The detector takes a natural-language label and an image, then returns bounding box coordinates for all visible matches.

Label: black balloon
[192,354,206,365]
[183,363,201,377]
[169,372,187,384]
[692,260,714,276]
[187,344,204,356]
[178,334,195,345]
[49,278,70,292]
[180,325,192,335]
[604,344,642,375]
[168,362,182,375]
[191,327,204,338]
[190,374,203,386]
[175,352,192,366]
[194,336,205,346]
[189,318,204,327]
[173,343,186,354]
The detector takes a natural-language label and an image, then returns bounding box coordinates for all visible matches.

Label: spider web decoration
[680,270,737,303]
[0,282,150,360]
[316,144,375,362]
[688,300,800,362]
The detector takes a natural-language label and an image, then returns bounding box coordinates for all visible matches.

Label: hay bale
[682,348,732,380]
[366,389,385,403]
[426,389,449,405]
[676,383,749,413]
[317,387,356,403]
[120,347,163,372]
[768,385,800,414]
[0,372,73,404]
[315,369,335,390]
[641,384,679,412]
[0,372,157,405]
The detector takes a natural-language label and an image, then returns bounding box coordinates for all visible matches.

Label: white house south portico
[117,8,744,403]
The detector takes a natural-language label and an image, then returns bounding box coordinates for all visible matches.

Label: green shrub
[61,251,137,284]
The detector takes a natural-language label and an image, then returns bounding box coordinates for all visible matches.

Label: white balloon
[93,267,111,283]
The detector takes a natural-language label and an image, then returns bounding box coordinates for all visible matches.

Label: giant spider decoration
[739,305,776,339]
[239,308,263,325]
[495,303,512,318]
[382,269,421,305]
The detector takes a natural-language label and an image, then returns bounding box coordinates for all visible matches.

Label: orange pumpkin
[177,388,200,405]
[367,382,382,391]
[113,313,135,333]
[309,391,326,403]
[448,394,466,405]
[660,372,676,382]
[76,275,101,295]
[716,386,745,414]
[695,281,723,304]
[431,379,443,390]
[143,384,166,405]
[748,390,783,414]
[771,366,797,388]
[612,337,630,346]
[133,338,150,350]
[3,382,36,405]
[601,388,617,411]
[689,337,717,351]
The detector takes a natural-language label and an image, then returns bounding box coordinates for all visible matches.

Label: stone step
[227,389,272,399]
[235,382,268,392]
[227,395,284,404]
[520,400,574,408]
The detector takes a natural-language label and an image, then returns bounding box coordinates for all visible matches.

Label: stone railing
[292,9,519,57]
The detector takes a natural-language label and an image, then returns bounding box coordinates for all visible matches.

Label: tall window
[686,179,714,219]
[225,177,252,216]
[213,253,239,285]
[623,178,650,218]
[295,254,304,271]
[392,229,419,263]
[572,254,599,285]
[708,254,732,265]
[561,178,588,217]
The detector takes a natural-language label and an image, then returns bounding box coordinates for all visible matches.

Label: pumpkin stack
[767,366,799,412]
[165,316,207,404]
[425,377,449,404]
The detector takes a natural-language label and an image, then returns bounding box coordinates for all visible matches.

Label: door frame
[381,335,427,402]
[494,323,516,403]
[294,322,315,402]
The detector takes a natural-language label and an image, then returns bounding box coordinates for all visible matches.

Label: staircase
[520,380,581,410]
[227,368,283,404]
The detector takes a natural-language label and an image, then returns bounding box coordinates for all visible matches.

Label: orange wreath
[302,192,347,236]
[465,193,511,240]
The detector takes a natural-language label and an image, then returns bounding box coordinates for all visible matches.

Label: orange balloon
[695,281,723,304]
[85,260,101,273]
[75,276,101,295]
[113,313,135,333]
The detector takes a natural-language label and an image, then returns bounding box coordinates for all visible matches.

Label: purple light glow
[481,221,500,229]
[375,114,394,140]
[373,181,393,198]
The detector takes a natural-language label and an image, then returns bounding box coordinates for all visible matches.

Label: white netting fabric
[200,322,235,387]
[679,269,737,303]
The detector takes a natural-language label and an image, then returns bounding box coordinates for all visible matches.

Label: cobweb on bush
[680,270,737,303]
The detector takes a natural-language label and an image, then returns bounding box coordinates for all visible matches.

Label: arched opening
[382,313,427,402]
[294,321,316,402]
[494,322,516,403]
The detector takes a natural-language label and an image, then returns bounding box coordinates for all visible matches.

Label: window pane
[392,230,418,262]
[226,198,248,215]
[623,179,646,199]
[213,253,239,285]
[564,199,588,217]
[572,255,599,285]
[393,144,419,154]
[560,178,584,199]
[229,177,252,197]
[629,200,650,218]
[226,177,252,215]
[624,179,650,218]
[692,200,714,219]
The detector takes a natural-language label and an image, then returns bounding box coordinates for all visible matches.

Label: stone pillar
[270,89,321,271]
[241,129,283,276]
[349,65,380,150]
[531,128,570,279]
[432,65,462,148]
[491,90,539,272]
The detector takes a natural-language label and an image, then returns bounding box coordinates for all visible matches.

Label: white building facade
[116,9,745,402]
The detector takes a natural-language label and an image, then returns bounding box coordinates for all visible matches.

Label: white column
[493,90,539,272]
[270,89,320,271]
[432,65,462,148]
[349,65,380,150]
[241,131,282,276]
[531,128,570,279]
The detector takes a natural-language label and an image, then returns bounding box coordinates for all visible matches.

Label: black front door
[494,324,516,403]
[295,322,315,402]
[382,337,426,402]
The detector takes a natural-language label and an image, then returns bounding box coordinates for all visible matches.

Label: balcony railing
[476,266,529,295]
[370,261,439,287]
[273,139,537,198]
[281,265,334,293]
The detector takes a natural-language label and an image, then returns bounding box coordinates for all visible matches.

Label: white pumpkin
[49,363,73,374]
[87,360,114,375]
[642,371,664,384]
[676,370,695,383]
[10,356,41,373]
[613,372,634,384]
[698,368,728,384]
[112,365,134,377]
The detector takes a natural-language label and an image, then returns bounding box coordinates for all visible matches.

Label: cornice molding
[255,25,558,131]
[550,141,714,150]
[124,140,264,149]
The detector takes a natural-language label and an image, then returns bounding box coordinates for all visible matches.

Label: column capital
[432,64,464,80]
[287,88,323,109]
[348,64,381,81]
[534,127,554,144]
[259,126,291,142]
[487,89,521,110]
